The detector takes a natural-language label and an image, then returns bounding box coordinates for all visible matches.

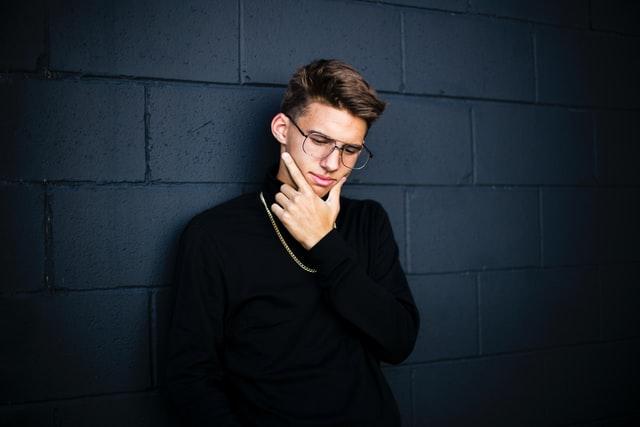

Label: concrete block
[357,96,471,185]
[404,11,534,100]
[382,366,413,427]
[55,392,177,427]
[0,2,46,70]
[51,184,243,289]
[537,27,640,108]
[590,416,640,427]
[408,187,539,273]
[342,185,406,268]
[0,290,150,402]
[243,0,402,91]
[542,188,597,266]
[600,265,640,340]
[148,85,282,182]
[595,111,640,185]
[544,341,639,425]
[597,189,640,263]
[474,103,594,185]
[0,79,145,181]
[479,268,599,354]
[469,0,589,27]
[413,354,546,426]
[383,0,468,12]
[49,0,238,82]
[0,404,54,427]
[152,287,174,387]
[406,273,477,363]
[0,185,44,294]
[591,0,640,36]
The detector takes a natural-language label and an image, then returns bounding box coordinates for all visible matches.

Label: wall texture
[1,1,639,426]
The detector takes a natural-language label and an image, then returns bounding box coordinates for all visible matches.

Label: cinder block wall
[2,1,639,426]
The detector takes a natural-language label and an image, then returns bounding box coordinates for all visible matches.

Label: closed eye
[308,133,333,145]
[343,145,363,155]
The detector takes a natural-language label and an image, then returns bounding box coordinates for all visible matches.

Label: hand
[271,152,346,250]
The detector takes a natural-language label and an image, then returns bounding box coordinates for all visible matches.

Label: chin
[315,189,330,198]
[312,186,332,198]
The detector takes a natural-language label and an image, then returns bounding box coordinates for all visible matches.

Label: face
[272,102,368,197]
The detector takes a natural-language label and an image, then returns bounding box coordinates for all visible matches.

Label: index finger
[281,152,312,193]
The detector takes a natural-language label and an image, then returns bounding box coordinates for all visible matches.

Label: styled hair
[280,59,386,129]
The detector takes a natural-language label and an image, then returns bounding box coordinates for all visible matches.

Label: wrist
[303,226,333,250]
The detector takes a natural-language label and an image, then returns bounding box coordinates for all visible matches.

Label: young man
[167,59,419,426]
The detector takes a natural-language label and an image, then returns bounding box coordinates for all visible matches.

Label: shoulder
[341,196,388,221]
[339,196,392,237]
[181,192,258,242]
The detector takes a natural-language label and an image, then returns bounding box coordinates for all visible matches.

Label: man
[167,59,419,426]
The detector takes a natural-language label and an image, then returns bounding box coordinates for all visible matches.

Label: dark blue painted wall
[1,1,639,426]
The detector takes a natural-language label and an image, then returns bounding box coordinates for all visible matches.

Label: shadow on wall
[153,87,283,284]
[154,88,282,397]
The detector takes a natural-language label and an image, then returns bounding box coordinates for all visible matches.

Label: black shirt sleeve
[166,219,242,426]
[307,200,420,365]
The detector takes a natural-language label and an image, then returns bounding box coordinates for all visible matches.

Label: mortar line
[532,25,539,103]
[476,273,482,355]
[399,336,640,368]
[52,407,60,427]
[42,0,51,73]
[592,111,599,184]
[43,182,54,291]
[3,179,639,190]
[149,289,157,387]
[399,11,406,92]
[410,367,415,427]
[357,0,640,37]
[4,336,637,406]
[0,389,167,408]
[538,188,544,267]
[3,69,640,112]
[597,266,604,341]
[470,106,477,184]
[404,188,411,273]
[144,86,151,182]
[238,0,245,84]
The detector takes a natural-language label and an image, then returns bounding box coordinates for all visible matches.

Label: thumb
[326,177,346,209]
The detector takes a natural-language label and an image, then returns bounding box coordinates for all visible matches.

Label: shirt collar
[260,163,282,208]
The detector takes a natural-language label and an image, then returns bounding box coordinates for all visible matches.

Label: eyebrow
[307,129,364,147]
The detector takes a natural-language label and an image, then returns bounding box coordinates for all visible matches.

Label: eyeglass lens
[303,134,370,170]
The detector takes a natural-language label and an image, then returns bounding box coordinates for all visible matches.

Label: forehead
[297,102,367,144]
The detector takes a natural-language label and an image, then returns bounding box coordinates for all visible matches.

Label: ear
[271,113,289,146]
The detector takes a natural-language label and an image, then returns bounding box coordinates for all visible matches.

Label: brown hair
[280,59,386,129]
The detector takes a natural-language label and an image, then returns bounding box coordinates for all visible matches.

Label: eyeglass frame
[283,113,374,170]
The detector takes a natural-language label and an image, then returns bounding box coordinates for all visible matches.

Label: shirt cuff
[307,229,355,280]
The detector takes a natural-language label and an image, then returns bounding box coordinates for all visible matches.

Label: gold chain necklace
[259,192,318,273]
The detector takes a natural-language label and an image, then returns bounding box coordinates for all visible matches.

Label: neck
[276,160,297,190]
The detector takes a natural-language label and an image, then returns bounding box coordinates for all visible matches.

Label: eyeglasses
[284,113,373,170]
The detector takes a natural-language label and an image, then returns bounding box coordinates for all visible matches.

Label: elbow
[383,336,418,365]
[378,319,420,365]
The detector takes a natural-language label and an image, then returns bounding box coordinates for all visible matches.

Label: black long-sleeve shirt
[167,167,420,426]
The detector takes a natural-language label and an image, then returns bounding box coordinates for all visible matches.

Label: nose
[320,146,341,171]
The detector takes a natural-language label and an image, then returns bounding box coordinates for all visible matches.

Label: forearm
[169,220,243,426]
[308,229,419,364]
[167,309,243,426]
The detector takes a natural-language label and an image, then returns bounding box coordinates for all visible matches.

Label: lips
[309,172,336,187]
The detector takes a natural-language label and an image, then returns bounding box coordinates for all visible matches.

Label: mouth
[308,172,336,187]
